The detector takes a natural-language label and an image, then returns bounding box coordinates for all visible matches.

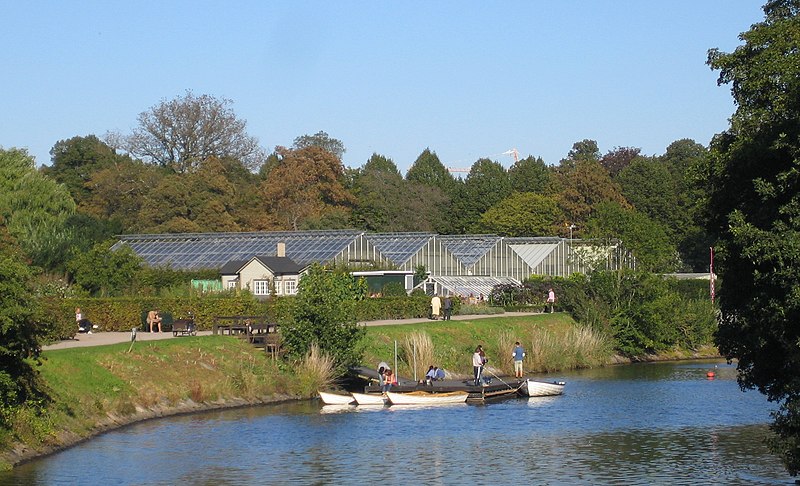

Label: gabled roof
[437,235,501,266]
[365,233,435,266]
[220,259,248,275]
[251,255,303,275]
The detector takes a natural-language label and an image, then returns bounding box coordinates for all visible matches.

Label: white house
[221,250,304,297]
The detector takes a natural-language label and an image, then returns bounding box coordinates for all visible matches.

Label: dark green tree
[508,155,551,194]
[282,264,367,370]
[448,158,512,233]
[586,202,679,272]
[44,135,121,206]
[405,148,455,192]
[477,192,563,237]
[67,241,142,296]
[0,148,76,271]
[706,0,800,475]
[0,242,42,425]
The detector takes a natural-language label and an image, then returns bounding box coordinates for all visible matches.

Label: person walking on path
[547,288,556,313]
[430,295,442,320]
[443,296,452,320]
[512,341,526,378]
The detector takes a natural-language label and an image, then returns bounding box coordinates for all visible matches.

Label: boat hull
[387,391,469,405]
[522,379,565,397]
[318,391,355,405]
[351,392,387,406]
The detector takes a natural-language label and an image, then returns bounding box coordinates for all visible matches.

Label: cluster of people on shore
[424,365,445,384]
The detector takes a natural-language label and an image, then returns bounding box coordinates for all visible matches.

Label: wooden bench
[172,319,196,337]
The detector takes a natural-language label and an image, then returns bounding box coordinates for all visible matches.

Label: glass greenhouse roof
[114,230,363,270]
[437,235,501,266]
[365,233,435,265]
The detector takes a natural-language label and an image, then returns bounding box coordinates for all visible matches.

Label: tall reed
[294,343,336,397]
[496,330,518,376]
[401,331,435,381]
[528,325,613,373]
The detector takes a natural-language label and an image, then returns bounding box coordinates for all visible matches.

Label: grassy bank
[361,313,616,380]
[0,336,307,469]
[1,313,717,469]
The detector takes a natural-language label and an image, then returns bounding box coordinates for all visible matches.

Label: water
[2,360,792,485]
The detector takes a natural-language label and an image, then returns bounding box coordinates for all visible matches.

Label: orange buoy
[707,371,715,378]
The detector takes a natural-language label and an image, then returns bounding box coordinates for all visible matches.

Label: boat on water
[387,391,469,405]
[521,379,565,397]
[318,391,355,405]
[351,392,387,406]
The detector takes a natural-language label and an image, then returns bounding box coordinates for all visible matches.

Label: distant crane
[447,148,520,173]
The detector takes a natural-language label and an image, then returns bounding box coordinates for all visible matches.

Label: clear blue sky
[1,2,763,172]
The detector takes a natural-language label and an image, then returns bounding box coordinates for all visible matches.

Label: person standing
[443,296,452,320]
[512,341,526,378]
[473,345,485,386]
[431,295,442,320]
[547,288,556,313]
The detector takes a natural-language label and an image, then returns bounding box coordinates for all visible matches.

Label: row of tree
[1,92,713,279]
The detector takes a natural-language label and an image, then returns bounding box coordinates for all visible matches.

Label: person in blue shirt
[512,341,526,378]
[434,366,445,381]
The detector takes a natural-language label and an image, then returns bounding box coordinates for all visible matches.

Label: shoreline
[3,393,301,469]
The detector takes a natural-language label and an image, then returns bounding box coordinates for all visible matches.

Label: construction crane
[447,148,519,173]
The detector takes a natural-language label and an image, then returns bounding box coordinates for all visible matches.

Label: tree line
[2,91,712,284]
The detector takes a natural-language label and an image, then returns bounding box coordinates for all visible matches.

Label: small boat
[318,391,355,405]
[387,391,469,405]
[521,379,565,397]
[351,392,387,406]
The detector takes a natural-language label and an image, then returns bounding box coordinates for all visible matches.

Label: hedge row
[36,293,457,342]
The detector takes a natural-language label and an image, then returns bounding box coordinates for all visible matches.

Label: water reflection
[2,360,791,485]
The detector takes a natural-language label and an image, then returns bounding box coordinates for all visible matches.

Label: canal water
[2,360,792,485]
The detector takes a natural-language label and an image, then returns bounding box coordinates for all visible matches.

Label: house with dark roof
[221,243,304,297]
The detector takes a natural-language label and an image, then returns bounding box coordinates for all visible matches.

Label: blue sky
[1,2,763,173]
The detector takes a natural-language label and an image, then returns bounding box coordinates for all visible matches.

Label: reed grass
[294,343,337,397]
[527,325,613,372]
[401,331,435,381]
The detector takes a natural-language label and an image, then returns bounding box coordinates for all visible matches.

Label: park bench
[171,318,196,337]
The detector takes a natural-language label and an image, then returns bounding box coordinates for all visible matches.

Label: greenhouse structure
[113,230,636,289]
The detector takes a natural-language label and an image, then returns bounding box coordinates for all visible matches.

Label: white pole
[413,342,417,382]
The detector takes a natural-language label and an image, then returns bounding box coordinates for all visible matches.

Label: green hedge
[36,293,458,341]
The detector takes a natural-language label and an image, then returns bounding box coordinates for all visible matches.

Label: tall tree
[508,155,551,194]
[553,157,629,231]
[0,242,42,426]
[706,0,800,475]
[122,91,265,173]
[260,146,355,230]
[44,135,121,206]
[477,192,563,237]
[0,148,76,270]
[601,146,641,178]
[405,148,455,192]
[585,202,678,272]
[292,131,346,161]
[449,158,512,234]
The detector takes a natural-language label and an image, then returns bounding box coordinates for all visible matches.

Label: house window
[253,279,270,296]
[227,280,238,289]
[284,280,297,295]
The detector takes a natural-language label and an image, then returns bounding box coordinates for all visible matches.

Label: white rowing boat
[318,391,355,405]
[387,391,469,405]
[521,379,565,397]
[351,392,387,406]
